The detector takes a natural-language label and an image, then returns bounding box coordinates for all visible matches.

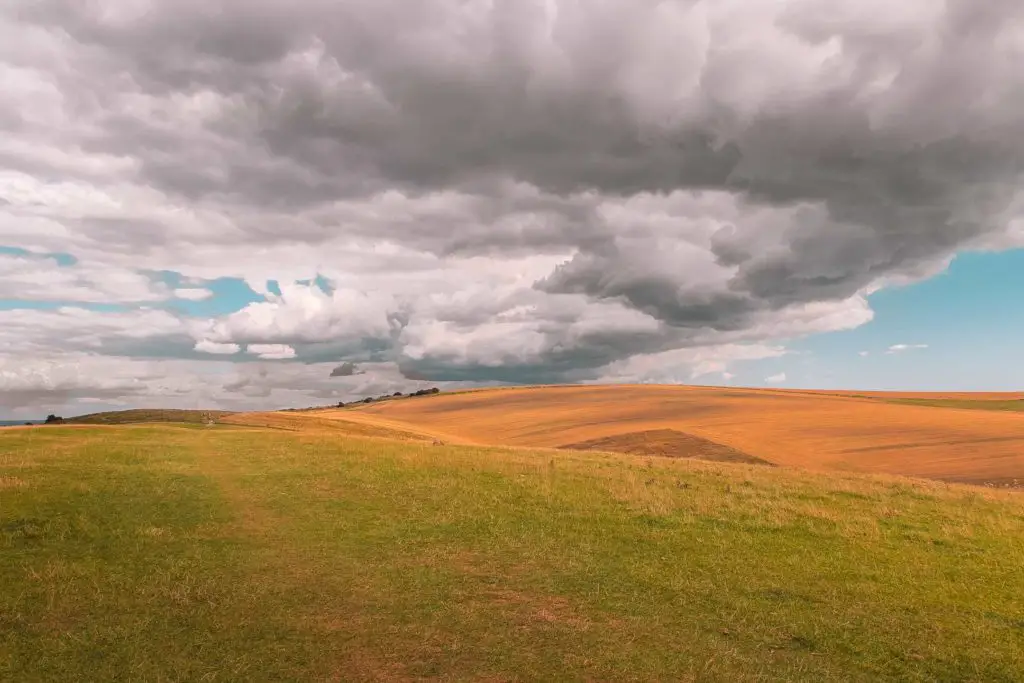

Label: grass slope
[3,425,1024,681]
[65,409,234,425]
[221,411,432,441]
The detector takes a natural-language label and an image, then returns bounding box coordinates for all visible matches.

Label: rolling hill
[320,384,1024,487]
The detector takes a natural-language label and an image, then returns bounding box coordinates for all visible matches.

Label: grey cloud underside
[0,386,146,412]
[3,0,1024,387]
[329,362,359,377]
[397,361,584,387]
[400,334,670,384]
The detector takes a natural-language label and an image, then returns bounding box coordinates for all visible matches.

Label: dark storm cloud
[4,0,1024,385]
[25,6,1020,208]
[329,362,359,377]
[537,242,757,331]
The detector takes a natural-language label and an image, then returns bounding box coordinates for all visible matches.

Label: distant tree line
[337,387,440,408]
[279,387,443,412]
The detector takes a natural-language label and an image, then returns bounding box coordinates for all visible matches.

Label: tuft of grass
[1,425,1023,681]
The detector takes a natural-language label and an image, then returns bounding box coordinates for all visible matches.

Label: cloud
[195,281,397,347]
[765,372,787,384]
[194,340,241,355]
[2,1,1023,411]
[886,344,929,354]
[859,351,870,357]
[0,306,185,356]
[0,353,459,416]
[173,288,214,301]
[597,343,786,384]
[247,344,296,360]
[0,354,155,412]
[330,362,360,377]
[0,250,169,303]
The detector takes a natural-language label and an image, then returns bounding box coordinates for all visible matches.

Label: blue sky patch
[1,245,78,266]
[160,275,267,317]
[744,249,1024,391]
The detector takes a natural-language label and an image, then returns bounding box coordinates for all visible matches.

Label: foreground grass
[2,426,1023,682]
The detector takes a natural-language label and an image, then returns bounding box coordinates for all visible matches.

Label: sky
[2,0,1024,419]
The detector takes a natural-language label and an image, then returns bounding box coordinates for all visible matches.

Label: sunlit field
[335,385,1024,487]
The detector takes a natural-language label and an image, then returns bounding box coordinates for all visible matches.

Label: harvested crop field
[559,429,772,465]
[324,385,1024,486]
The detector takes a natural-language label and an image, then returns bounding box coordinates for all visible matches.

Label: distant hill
[64,409,234,425]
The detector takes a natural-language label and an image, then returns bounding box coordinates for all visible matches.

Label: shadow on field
[559,428,772,465]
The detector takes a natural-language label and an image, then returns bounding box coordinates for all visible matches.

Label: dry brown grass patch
[0,475,28,489]
[483,589,593,631]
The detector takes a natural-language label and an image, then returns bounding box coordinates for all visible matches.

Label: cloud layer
[1,0,1023,413]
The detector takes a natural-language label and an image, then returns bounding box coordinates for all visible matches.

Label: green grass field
[2,424,1023,681]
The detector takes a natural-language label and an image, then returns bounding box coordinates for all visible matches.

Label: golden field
[317,385,1024,486]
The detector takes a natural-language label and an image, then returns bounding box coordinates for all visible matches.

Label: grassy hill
[2,421,1023,681]
[63,409,234,425]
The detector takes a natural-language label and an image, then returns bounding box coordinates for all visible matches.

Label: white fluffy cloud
[887,344,929,354]
[173,288,213,301]
[247,344,297,360]
[194,340,241,355]
[198,282,397,346]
